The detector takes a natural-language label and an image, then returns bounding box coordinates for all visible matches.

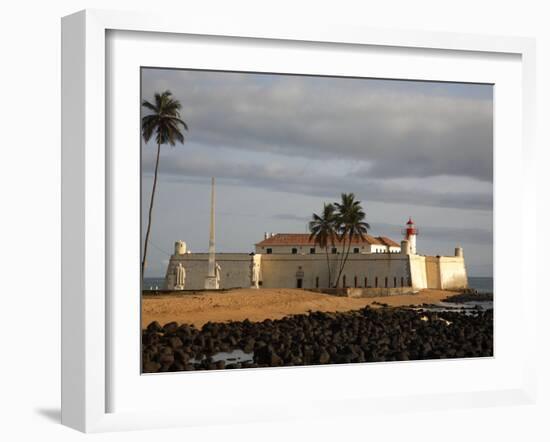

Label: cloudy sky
[141,68,493,278]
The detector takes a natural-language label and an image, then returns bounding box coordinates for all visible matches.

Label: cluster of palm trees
[141,90,188,277]
[309,193,370,288]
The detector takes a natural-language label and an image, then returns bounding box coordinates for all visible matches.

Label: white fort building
[163,179,468,294]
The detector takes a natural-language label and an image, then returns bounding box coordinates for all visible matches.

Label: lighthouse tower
[404,217,418,254]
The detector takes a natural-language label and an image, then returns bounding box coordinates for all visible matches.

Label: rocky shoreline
[442,292,494,303]
[142,306,493,373]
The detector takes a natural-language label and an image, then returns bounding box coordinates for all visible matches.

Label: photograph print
[140,68,493,373]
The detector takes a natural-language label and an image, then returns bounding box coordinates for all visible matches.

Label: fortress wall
[255,245,312,254]
[438,256,468,290]
[425,256,442,289]
[346,287,415,297]
[260,253,411,289]
[254,244,391,255]
[408,255,428,290]
[259,254,332,288]
[340,254,410,289]
[164,253,252,290]
[405,255,468,290]
[164,252,420,291]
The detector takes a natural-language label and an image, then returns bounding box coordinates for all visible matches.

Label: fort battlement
[164,249,467,292]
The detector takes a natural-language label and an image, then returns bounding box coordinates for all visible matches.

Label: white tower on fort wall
[404,217,418,255]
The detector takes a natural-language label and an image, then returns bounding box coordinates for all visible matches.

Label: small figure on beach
[174,262,186,290]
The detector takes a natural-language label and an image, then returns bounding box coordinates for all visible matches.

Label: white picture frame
[61,9,537,433]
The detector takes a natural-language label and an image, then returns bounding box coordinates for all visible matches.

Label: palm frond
[141,100,158,113]
[141,90,188,147]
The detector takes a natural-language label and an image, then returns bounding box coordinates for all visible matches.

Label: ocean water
[190,349,254,365]
[143,277,165,290]
[144,276,494,293]
[468,277,493,293]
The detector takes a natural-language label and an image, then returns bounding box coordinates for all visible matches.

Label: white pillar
[204,177,219,289]
[207,177,216,278]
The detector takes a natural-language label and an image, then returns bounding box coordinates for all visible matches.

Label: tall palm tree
[333,193,370,288]
[141,90,188,277]
[309,203,338,288]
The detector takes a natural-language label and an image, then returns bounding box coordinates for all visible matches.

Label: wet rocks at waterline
[141,307,493,373]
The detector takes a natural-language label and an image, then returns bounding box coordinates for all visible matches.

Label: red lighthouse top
[405,217,417,237]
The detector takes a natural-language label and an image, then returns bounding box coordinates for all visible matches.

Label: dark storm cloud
[142,69,493,182]
[142,146,493,211]
[373,223,492,245]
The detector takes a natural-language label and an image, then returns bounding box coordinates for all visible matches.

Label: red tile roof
[255,233,400,247]
[377,236,401,247]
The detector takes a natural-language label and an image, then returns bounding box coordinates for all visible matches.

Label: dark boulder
[146,321,163,333]
[169,336,184,349]
[318,349,331,364]
[143,361,161,373]
[163,322,179,334]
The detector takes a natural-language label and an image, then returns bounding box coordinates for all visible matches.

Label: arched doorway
[296,267,305,289]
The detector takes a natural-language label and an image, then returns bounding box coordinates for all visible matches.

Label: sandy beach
[141,288,459,328]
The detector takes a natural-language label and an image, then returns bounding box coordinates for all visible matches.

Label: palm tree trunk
[335,234,354,288]
[325,246,331,288]
[142,142,162,277]
[334,235,347,287]
[339,237,353,287]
